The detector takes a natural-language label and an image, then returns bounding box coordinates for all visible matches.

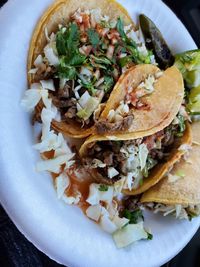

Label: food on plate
[80,122,192,193]
[175,49,200,115]
[27,0,156,138]
[175,49,200,89]
[141,121,200,220]
[96,65,184,135]
[21,0,200,249]
[139,14,174,69]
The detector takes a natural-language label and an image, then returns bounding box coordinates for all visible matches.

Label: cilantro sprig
[123,209,144,224]
[56,23,86,79]
[99,184,109,192]
[87,28,100,49]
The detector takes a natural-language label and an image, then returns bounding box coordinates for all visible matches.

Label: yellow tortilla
[141,122,200,205]
[98,65,184,135]
[28,0,134,138]
[80,123,192,193]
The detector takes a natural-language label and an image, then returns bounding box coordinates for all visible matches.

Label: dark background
[0,0,199,266]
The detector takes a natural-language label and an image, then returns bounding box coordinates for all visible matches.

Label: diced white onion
[91,159,106,168]
[40,79,55,91]
[78,91,91,108]
[28,68,38,74]
[62,192,81,205]
[86,183,114,205]
[138,143,149,170]
[21,89,43,112]
[34,55,43,67]
[86,205,102,221]
[55,172,70,199]
[36,154,74,174]
[108,167,119,179]
[112,215,129,229]
[99,214,118,234]
[113,222,148,248]
[44,44,59,66]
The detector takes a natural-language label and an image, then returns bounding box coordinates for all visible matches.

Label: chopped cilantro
[104,76,114,93]
[176,114,186,137]
[57,65,77,80]
[99,184,109,191]
[147,232,153,240]
[61,53,86,67]
[56,23,87,80]
[142,157,157,178]
[177,114,186,133]
[123,209,144,224]
[56,23,80,56]
[116,17,137,47]
[87,28,100,49]
[91,55,112,65]
[79,76,96,95]
[116,17,127,41]
[118,56,132,67]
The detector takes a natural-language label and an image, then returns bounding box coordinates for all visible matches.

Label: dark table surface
[0,0,199,266]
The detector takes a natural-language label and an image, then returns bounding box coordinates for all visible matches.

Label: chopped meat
[58,84,70,99]
[122,196,142,212]
[96,114,134,134]
[65,107,77,119]
[103,151,114,166]
[162,129,176,147]
[35,63,55,81]
[52,97,77,109]
[144,130,164,150]
[150,150,164,160]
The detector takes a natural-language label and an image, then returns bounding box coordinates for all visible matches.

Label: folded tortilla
[96,65,184,136]
[141,121,200,206]
[80,122,192,194]
[28,0,134,138]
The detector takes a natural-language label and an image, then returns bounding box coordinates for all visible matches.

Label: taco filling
[96,70,161,134]
[83,110,188,189]
[146,203,200,220]
[30,8,154,129]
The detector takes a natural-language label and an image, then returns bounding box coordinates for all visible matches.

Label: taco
[141,121,200,220]
[79,120,192,194]
[96,65,184,135]
[27,0,158,138]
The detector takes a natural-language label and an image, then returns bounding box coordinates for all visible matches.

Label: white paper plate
[0,1,199,267]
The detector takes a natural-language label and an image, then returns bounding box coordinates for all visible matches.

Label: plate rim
[0,1,199,267]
